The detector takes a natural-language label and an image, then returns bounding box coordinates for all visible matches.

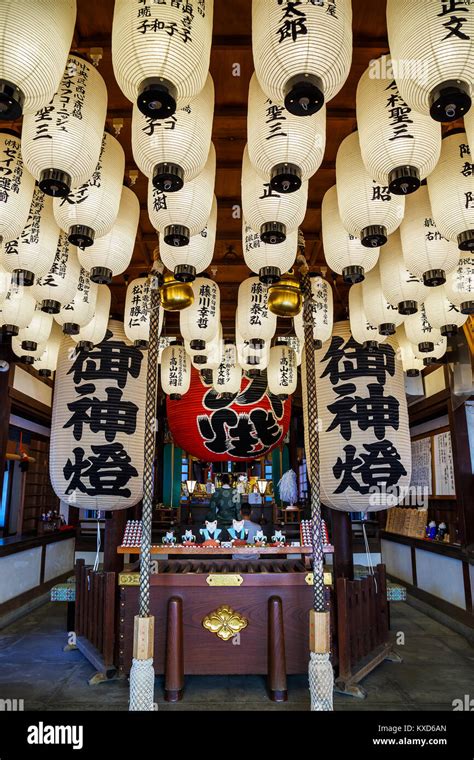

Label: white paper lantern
[31,232,80,314]
[0,130,35,244]
[278,335,302,366]
[424,288,468,338]
[379,230,427,315]
[236,324,270,373]
[161,342,191,398]
[386,0,474,123]
[294,274,333,347]
[112,0,213,118]
[33,322,63,377]
[242,221,297,284]
[124,277,163,349]
[148,142,215,246]
[336,131,405,247]
[71,285,111,351]
[356,56,441,194]
[180,277,220,351]
[0,283,36,335]
[22,54,108,197]
[362,265,405,337]
[414,335,447,366]
[395,326,424,377]
[132,73,214,192]
[0,261,10,303]
[237,276,277,345]
[404,303,442,353]
[18,307,53,352]
[212,342,242,397]
[466,106,474,157]
[160,195,217,282]
[427,131,474,252]
[399,183,460,287]
[190,323,223,371]
[443,254,474,315]
[79,185,140,285]
[349,282,383,349]
[252,0,352,115]
[11,335,46,364]
[55,268,98,336]
[0,0,76,120]
[267,343,297,398]
[322,185,379,283]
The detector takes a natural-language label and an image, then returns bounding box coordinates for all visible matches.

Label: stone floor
[0,600,473,711]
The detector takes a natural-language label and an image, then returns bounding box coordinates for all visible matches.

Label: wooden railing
[74,559,116,673]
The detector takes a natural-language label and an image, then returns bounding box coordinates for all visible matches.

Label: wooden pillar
[0,363,13,466]
[331,510,354,580]
[448,400,474,548]
[165,596,184,702]
[103,509,128,573]
[267,595,287,702]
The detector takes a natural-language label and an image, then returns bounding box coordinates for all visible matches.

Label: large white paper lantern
[349,282,383,350]
[0,0,76,120]
[54,268,98,336]
[336,131,405,247]
[22,54,108,198]
[295,274,333,348]
[31,232,80,314]
[71,285,111,351]
[322,185,379,283]
[424,288,468,338]
[379,230,427,315]
[236,324,270,373]
[356,56,441,194]
[124,277,163,349]
[399,183,460,287]
[112,0,214,118]
[242,145,307,243]
[414,335,447,367]
[11,335,47,364]
[161,342,191,399]
[132,73,214,192]
[386,0,474,123]
[278,334,302,366]
[79,185,140,285]
[0,283,36,335]
[18,307,53,352]
[395,326,424,377]
[362,265,405,336]
[443,254,474,315]
[212,342,242,397]
[0,130,35,244]
[243,221,297,284]
[160,195,217,282]
[0,185,60,287]
[427,130,474,252]
[148,142,215,246]
[180,277,220,351]
[237,276,277,345]
[252,0,352,116]
[33,322,63,377]
[267,342,297,398]
[404,303,442,353]
[247,72,325,193]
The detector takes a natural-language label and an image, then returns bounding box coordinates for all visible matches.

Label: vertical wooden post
[104,509,128,572]
[165,596,184,702]
[267,595,287,702]
[448,400,473,548]
[336,576,351,683]
[331,510,354,580]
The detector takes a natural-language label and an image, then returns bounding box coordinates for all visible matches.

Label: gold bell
[159,271,194,312]
[268,271,302,317]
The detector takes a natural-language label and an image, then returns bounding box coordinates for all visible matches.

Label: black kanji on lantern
[333,440,407,495]
[64,442,138,497]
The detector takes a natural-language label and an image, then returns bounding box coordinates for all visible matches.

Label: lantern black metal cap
[363,340,379,352]
[69,224,95,249]
[314,339,322,349]
[77,340,94,352]
[284,73,324,116]
[361,225,387,248]
[12,269,35,287]
[134,339,149,349]
[39,168,71,198]
[423,269,446,287]
[423,357,438,367]
[441,324,458,338]
[406,368,420,377]
[21,340,37,352]
[260,221,286,244]
[246,368,261,378]
[1,324,18,337]
[457,230,474,251]
[63,323,80,336]
[90,266,113,284]
[379,322,395,336]
[174,264,196,283]
[398,300,418,316]
[461,300,474,315]
[0,80,24,121]
[259,266,281,285]
[388,165,420,196]
[169,393,182,401]
[20,355,34,365]
[41,299,61,314]
[164,224,189,247]
[194,355,207,365]
[248,354,260,365]
[343,265,364,284]
[429,80,471,122]
[270,163,302,193]
[249,338,265,349]
[38,368,52,378]
[418,341,434,353]
[200,369,212,383]
[137,77,177,119]
[153,162,184,192]
[190,339,205,351]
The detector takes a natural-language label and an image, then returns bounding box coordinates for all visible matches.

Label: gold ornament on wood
[202,605,248,641]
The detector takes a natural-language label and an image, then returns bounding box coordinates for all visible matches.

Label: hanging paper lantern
[148,142,215,246]
[235,323,269,372]
[158,336,176,365]
[160,196,217,282]
[242,146,308,244]
[399,183,460,287]
[31,232,80,314]
[395,326,424,377]
[247,72,326,193]
[0,283,36,336]
[349,282,384,350]
[237,276,277,346]
[132,73,214,191]
[424,288,468,338]
[427,130,474,252]
[243,221,297,284]
[22,54,108,198]
[295,274,333,348]
[32,322,62,377]
[212,342,242,398]
[336,131,405,248]
[79,185,140,285]
[414,335,447,367]
[112,0,213,118]
[404,303,442,353]
[54,268,98,336]
[0,130,35,244]
[356,56,441,195]
[124,277,163,349]
[0,261,10,304]
[267,270,302,318]
[159,271,194,311]
[11,335,47,365]
[466,106,474,156]
[322,185,379,283]
[167,367,291,461]
[278,335,303,366]
[161,342,191,399]
[443,254,474,315]
[252,0,352,116]
[179,277,220,351]
[0,185,60,287]
[71,285,111,352]
[362,265,405,337]
[379,230,427,315]
[267,342,297,398]
[386,0,474,123]
[302,321,411,512]
[0,0,76,120]
[50,320,147,510]
[189,323,223,371]
[18,307,53,352]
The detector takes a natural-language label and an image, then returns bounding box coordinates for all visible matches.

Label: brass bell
[159,271,194,311]
[268,271,302,317]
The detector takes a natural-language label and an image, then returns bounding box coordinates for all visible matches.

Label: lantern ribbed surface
[112,0,213,106]
[161,344,191,396]
[22,55,108,193]
[0,262,9,303]
[278,334,302,366]
[12,336,46,361]
[1,284,36,329]
[33,322,63,375]
[252,0,352,106]
[180,277,220,345]
[465,107,474,155]
[443,255,474,309]
[190,324,223,371]
[404,303,442,350]
[424,288,468,333]
[236,325,270,372]
[322,185,379,278]
[160,195,217,275]
[379,230,427,311]
[336,131,405,243]
[72,285,111,348]
[427,131,474,250]
[0,131,35,243]
[310,275,333,345]
[356,56,441,188]
[0,0,76,116]
[362,265,405,334]
[31,233,80,310]
[124,277,163,346]
[386,0,474,118]
[414,336,447,363]
[349,283,382,346]
[395,326,424,374]
[212,343,242,395]
[267,344,297,396]
[237,276,277,342]
[18,307,53,348]
[242,221,297,276]
[148,143,216,238]
[399,184,460,283]
[55,268,98,331]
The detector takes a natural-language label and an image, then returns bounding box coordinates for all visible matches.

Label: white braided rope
[309,652,334,712]
[129,658,156,712]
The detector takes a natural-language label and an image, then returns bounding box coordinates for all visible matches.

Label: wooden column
[103,509,128,573]
[267,595,287,702]
[331,509,354,580]
[448,400,474,549]
[0,363,14,466]
[165,596,184,702]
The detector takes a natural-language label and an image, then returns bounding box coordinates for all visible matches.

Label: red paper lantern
[167,369,291,461]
